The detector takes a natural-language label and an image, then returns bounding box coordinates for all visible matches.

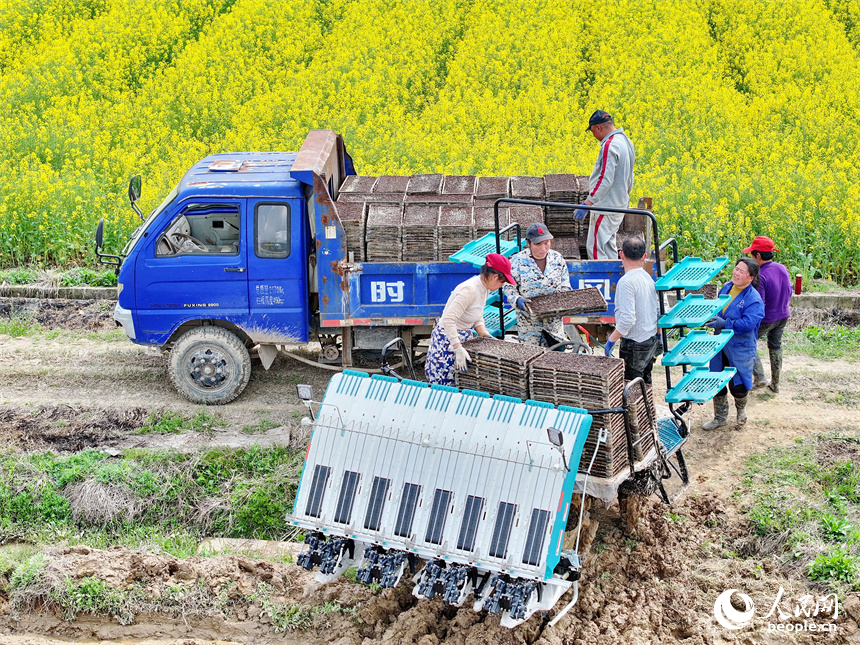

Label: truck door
[245,199,310,343]
[136,198,249,336]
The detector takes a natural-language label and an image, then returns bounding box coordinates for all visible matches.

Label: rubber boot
[735,395,748,426]
[767,349,783,393]
[702,394,729,430]
[752,355,770,389]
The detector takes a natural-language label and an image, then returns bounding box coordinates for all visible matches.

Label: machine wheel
[169,327,251,405]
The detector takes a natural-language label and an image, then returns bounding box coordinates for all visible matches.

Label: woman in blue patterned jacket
[502,223,572,346]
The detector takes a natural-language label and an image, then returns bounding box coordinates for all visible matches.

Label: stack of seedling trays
[551,237,581,260]
[456,337,545,399]
[625,381,657,462]
[402,205,439,262]
[474,176,510,201]
[365,205,403,261]
[372,175,410,198]
[510,176,546,200]
[544,174,590,238]
[525,287,607,319]
[336,174,406,205]
[334,201,366,261]
[442,175,477,197]
[407,173,444,196]
[339,175,379,194]
[528,353,633,478]
[509,204,544,231]
[437,206,475,260]
[473,206,511,239]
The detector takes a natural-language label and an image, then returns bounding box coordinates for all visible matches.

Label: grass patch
[0,266,117,288]
[250,582,354,632]
[135,410,225,435]
[43,328,128,342]
[0,309,41,337]
[241,419,280,434]
[0,268,38,285]
[0,446,305,552]
[740,434,860,593]
[58,268,117,288]
[783,325,860,360]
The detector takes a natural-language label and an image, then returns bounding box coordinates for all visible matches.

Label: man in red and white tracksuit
[576,110,636,260]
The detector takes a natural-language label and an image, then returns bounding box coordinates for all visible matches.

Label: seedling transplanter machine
[288,203,738,627]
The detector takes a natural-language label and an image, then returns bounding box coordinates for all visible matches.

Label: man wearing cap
[425,253,517,386]
[502,223,572,346]
[574,110,636,260]
[745,236,791,392]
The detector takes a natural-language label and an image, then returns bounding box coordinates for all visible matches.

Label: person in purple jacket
[744,236,792,393]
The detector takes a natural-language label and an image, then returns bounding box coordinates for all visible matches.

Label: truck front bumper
[114,302,136,340]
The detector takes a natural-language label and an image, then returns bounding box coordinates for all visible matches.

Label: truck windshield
[122,183,179,256]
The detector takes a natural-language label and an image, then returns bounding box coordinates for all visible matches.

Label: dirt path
[1,300,859,643]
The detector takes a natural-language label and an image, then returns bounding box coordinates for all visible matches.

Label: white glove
[454,346,471,372]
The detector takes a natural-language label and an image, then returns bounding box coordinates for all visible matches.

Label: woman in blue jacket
[703,258,765,430]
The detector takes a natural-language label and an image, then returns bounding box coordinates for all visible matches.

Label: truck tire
[169,327,251,405]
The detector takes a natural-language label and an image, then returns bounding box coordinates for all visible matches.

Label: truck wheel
[169,327,251,405]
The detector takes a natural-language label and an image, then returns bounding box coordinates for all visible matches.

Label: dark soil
[0,405,149,452]
[527,287,607,318]
[530,351,625,376]
[816,437,860,467]
[462,337,546,363]
[0,298,115,330]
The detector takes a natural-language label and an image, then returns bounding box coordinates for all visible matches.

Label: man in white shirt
[604,235,662,383]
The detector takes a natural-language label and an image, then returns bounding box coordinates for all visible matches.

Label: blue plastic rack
[448,233,523,267]
[658,294,732,329]
[661,329,734,367]
[654,256,729,292]
[665,367,737,403]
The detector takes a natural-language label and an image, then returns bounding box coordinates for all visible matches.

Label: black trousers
[619,334,663,384]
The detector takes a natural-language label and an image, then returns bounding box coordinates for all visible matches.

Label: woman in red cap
[425,253,516,386]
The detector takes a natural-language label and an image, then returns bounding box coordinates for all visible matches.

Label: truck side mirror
[128,175,144,220]
[95,218,104,249]
[128,175,142,203]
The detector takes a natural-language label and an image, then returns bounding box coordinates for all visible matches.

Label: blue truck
[96,130,638,404]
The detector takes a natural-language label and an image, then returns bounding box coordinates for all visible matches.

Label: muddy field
[1,298,859,644]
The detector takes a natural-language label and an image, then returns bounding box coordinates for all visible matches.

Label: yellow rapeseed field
[0,0,858,283]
